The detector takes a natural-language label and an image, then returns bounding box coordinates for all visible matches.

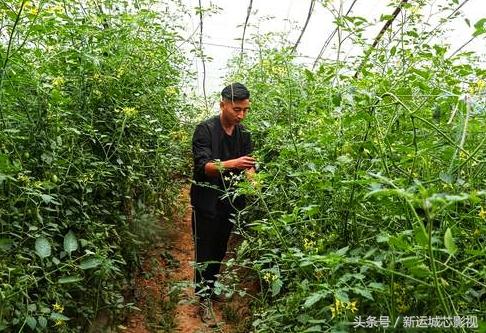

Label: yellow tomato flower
[303,238,316,251]
[121,107,138,117]
[478,80,485,91]
[330,299,358,319]
[17,174,30,183]
[52,302,64,313]
[410,6,420,15]
[263,272,275,283]
[469,80,485,95]
[347,300,358,313]
[479,207,486,219]
[116,66,126,78]
[330,298,344,319]
[52,77,65,87]
[165,86,177,96]
[330,306,336,318]
[54,319,65,326]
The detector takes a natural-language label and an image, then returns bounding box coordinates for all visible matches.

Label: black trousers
[192,204,235,297]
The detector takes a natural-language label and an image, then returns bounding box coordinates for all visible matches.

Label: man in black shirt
[190,83,255,321]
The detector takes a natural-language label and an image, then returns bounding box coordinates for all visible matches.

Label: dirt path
[122,188,257,333]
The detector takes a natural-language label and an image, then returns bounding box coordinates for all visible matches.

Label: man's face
[220,99,250,125]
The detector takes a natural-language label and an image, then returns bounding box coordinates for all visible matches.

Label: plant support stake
[292,0,316,53]
[198,0,209,112]
[353,0,409,79]
[240,0,253,63]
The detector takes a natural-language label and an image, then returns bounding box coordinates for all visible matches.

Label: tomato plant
[0,0,190,331]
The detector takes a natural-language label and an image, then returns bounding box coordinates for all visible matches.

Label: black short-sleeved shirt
[190,115,252,214]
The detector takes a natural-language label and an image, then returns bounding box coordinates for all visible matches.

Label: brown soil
[122,188,259,333]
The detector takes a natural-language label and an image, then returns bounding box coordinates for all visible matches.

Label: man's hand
[204,155,255,177]
[229,155,256,170]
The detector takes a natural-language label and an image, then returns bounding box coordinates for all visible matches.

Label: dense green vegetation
[1,0,485,332]
[226,7,486,332]
[0,1,189,331]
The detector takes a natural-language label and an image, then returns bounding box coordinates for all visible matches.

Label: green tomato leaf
[444,227,458,255]
[58,276,83,284]
[473,18,486,37]
[35,237,52,258]
[38,316,47,328]
[79,257,101,270]
[0,238,14,251]
[40,194,54,204]
[352,287,374,300]
[409,263,432,278]
[271,278,283,297]
[414,226,428,247]
[334,290,349,302]
[302,325,322,332]
[63,231,78,254]
[50,312,70,321]
[26,316,37,330]
[304,292,329,308]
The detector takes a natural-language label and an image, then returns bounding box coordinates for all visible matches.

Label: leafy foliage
[0,0,190,331]
[227,9,486,332]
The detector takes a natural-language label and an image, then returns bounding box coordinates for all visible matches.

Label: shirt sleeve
[242,129,253,156]
[192,123,213,179]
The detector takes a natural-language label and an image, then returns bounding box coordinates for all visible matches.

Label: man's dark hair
[221,82,250,101]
